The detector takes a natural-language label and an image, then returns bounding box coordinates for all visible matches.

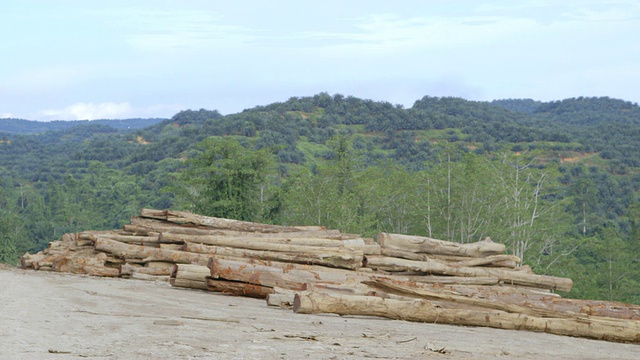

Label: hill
[0,93,639,305]
[0,117,166,134]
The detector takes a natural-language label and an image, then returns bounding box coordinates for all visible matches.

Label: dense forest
[1,93,639,304]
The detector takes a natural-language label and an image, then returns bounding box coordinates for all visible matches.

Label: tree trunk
[365,255,573,292]
[184,242,363,270]
[94,237,211,266]
[376,233,506,257]
[293,292,640,344]
[170,278,209,290]
[206,278,273,298]
[119,263,172,276]
[163,232,364,247]
[129,217,353,239]
[380,248,518,268]
[170,264,211,282]
[140,209,312,233]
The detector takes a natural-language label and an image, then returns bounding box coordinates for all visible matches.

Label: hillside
[0,117,166,134]
[0,93,639,305]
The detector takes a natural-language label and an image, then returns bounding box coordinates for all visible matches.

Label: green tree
[171,137,275,221]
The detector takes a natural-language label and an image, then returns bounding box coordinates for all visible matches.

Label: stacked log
[19,209,640,344]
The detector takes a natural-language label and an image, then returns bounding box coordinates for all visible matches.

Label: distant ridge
[0,118,167,134]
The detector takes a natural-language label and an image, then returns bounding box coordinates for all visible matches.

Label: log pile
[19,209,640,344]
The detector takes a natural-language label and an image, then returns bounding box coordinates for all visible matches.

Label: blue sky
[1,0,638,121]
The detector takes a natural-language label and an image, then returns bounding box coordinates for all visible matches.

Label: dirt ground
[1,266,639,360]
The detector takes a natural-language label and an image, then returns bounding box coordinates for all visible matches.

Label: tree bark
[376,233,506,257]
[293,292,640,344]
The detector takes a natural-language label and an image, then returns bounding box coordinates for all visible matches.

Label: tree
[171,137,275,221]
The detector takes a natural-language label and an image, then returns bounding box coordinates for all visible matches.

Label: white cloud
[0,112,14,118]
[35,102,184,121]
[40,102,133,121]
[105,8,258,52]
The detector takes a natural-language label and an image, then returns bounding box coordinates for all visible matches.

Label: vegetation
[0,95,639,304]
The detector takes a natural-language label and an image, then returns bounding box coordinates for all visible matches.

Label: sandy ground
[1,266,639,360]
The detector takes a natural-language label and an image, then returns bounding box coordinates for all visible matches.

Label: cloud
[39,102,133,121]
[105,8,258,52]
[35,102,185,121]
[0,112,14,118]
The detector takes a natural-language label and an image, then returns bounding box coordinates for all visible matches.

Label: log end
[293,293,302,313]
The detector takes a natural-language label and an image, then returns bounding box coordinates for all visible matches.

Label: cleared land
[1,266,638,360]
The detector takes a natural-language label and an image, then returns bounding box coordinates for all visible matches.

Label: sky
[1,0,639,121]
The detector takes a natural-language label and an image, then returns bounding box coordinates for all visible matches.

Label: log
[158,243,184,250]
[293,292,640,344]
[366,277,568,318]
[163,232,357,247]
[94,237,210,265]
[365,255,573,292]
[170,278,209,290]
[130,216,360,239]
[266,293,295,307]
[97,233,165,244]
[119,263,172,276]
[206,278,273,298]
[140,209,308,233]
[207,257,379,283]
[184,242,363,270]
[403,275,500,285]
[170,264,211,282]
[380,248,517,268]
[146,261,176,270]
[376,233,506,257]
[208,258,376,291]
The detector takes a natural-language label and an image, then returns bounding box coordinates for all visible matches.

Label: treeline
[0,93,639,304]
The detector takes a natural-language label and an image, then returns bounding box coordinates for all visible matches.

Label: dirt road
[1,266,638,359]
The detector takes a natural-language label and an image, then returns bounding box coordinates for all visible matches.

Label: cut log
[366,277,568,318]
[184,242,363,270]
[266,293,295,307]
[293,292,640,344]
[94,237,210,265]
[403,275,500,285]
[146,261,176,270]
[97,233,165,244]
[130,216,353,238]
[119,263,172,276]
[376,233,506,257]
[365,255,573,292]
[170,264,211,282]
[170,278,209,290]
[163,232,356,247]
[140,209,308,233]
[380,248,517,268]
[206,278,273,298]
[208,258,376,291]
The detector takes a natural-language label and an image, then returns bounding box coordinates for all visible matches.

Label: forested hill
[1,93,639,304]
[0,118,166,134]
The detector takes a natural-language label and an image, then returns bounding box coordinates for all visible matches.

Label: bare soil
[1,265,638,360]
